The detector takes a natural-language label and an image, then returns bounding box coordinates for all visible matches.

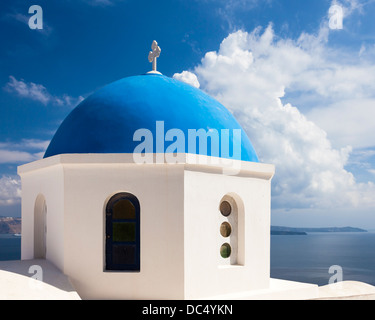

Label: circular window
[220,222,232,238]
[220,243,232,259]
[220,201,232,217]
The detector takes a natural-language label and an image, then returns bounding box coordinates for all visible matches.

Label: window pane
[220,201,232,217]
[113,222,136,242]
[220,243,232,259]
[112,245,136,265]
[220,222,232,238]
[113,199,136,219]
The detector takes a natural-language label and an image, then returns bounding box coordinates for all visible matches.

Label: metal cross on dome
[148,40,161,73]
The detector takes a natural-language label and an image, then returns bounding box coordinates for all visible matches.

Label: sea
[1,232,375,287]
[0,234,21,261]
[271,231,375,286]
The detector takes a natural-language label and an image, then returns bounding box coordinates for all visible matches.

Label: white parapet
[0,259,80,300]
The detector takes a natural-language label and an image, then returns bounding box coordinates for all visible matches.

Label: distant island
[271,229,307,235]
[0,217,21,234]
[271,226,367,235]
[0,216,368,236]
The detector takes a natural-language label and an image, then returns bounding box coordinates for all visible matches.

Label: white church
[2,42,374,300]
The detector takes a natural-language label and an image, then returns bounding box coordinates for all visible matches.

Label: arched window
[218,193,245,266]
[34,194,47,259]
[105,193,140,271]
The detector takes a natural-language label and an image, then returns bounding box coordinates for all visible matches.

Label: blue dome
[44,74,258,162]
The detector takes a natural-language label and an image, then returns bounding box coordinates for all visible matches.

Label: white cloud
[173,71,200,88]
[0,139,48,206]
[5,76,50,105]
[19,139,50,150]
[4,12,53,37]
[0,139,49,164]
[0,150,37,164]
[307,99,375,149]
[4,76,84,107]
[186,25,375,210]
[331,0,367,17]
[0,176,21,206]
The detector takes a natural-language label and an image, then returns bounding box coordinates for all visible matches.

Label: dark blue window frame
[105,193,140,271]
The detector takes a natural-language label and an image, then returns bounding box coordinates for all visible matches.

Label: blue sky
[1,0,375,228]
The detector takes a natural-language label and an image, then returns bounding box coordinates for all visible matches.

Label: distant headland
[271,226,367,235]
[0,217,21,234]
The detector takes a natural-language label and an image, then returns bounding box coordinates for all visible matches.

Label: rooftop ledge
[17,153,275,180]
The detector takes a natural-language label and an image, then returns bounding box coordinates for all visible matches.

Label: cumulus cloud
[0,176,21,206]
[180,24,375,210]
[307,99,375,149]
[4,76,84,107]
[0,139,48,207]
[173,71,200,88]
